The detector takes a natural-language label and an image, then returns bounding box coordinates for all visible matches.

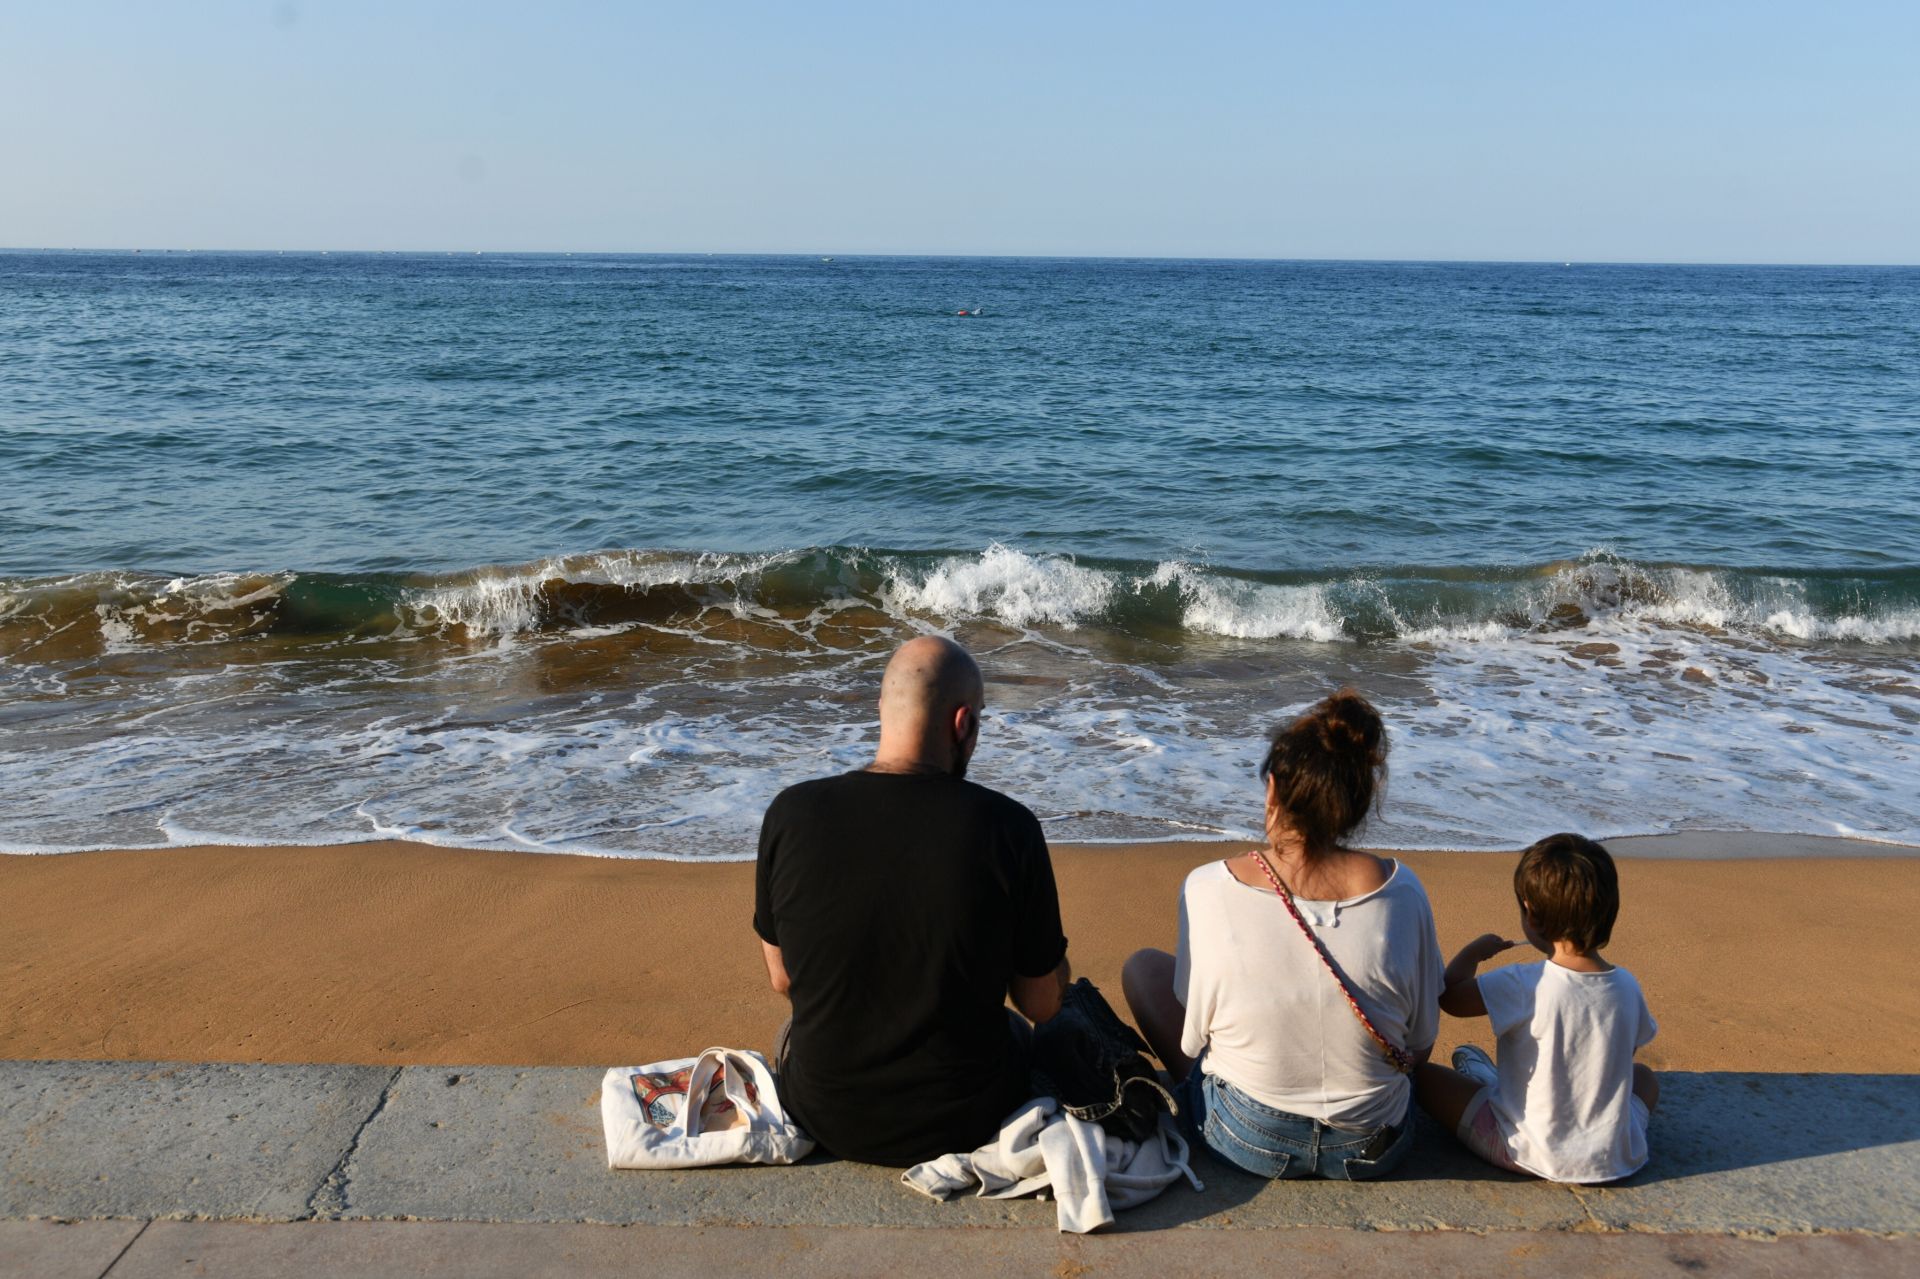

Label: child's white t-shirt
[1476,959,1656,1183]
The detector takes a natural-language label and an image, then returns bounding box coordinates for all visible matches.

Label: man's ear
[953,704,974,741]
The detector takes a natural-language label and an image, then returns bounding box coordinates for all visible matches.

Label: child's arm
[1438,933,1518,1017]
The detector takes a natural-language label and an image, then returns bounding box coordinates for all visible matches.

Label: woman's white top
[1175,857,1444,1131]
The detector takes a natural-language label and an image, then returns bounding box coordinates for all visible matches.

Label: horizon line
[3,246,1917,270]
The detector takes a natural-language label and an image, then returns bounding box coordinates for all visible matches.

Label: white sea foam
[1510,558,1920,644]
[1758,608,1920,643]
[1144,561,1348,641]
[400,573,544,636]
[883,544,1117,627]
[876,549,1350,641]
[398,549,802,635]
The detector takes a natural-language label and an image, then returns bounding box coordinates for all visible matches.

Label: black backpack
[1029,978,1178,1144]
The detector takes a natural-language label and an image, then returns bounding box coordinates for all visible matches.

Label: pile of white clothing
[901,1097,1204,1233]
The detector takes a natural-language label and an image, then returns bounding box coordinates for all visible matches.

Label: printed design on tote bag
[631,1067,694,1127]
[630,1064,761,1128]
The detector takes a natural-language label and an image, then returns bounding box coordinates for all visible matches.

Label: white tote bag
[601,1047,815,1169]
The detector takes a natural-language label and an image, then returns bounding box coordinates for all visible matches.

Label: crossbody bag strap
[1246,851,1415,1075]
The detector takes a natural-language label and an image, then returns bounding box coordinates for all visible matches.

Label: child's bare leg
[1420,1059,1528,1174]
[1633,1063,1659,1114]
[1415,1062,1484,1132]
[1121,948,1195,1082]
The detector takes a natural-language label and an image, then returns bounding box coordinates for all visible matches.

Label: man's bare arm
[761,940,791,998]
[1010,958,1071,1024]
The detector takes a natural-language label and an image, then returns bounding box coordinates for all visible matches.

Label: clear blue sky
[3,1,1915,262]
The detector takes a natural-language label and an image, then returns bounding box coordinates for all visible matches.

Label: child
[1416,833,1659,1183]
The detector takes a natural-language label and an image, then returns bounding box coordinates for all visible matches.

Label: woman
[1122,689,1443,1180]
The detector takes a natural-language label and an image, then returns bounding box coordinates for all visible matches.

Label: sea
[2,251,1917,857]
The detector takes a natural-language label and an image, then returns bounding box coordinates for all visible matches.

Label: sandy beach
[3,836,1914,1072]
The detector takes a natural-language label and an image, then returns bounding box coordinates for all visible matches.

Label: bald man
[752,636,1071,1166]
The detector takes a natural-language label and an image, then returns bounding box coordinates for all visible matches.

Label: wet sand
[2,836,1914,1071]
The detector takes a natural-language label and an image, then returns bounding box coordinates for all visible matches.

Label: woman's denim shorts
[1177,1065,1413,1181]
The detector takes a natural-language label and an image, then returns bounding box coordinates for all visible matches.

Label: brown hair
[1258,688,1388,853]
[1514,833,1619,951]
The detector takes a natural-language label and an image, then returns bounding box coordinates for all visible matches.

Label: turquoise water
[2,252,1917,854]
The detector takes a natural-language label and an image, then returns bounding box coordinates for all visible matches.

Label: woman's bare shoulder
[1220,851,1268,889]
[1334,849,1395,898]
[1184,856,1244,893]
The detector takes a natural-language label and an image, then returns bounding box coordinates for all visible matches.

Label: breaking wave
[5,544,1918,857]
[4,546,1918,658]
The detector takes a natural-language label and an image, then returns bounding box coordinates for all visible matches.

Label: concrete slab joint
[0,1061,400,1223]
[303,1067,404,1221]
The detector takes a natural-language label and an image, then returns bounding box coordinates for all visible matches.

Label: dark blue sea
[2,251,1917,854]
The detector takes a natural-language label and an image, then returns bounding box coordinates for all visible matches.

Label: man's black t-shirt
[753,770,1068,1167]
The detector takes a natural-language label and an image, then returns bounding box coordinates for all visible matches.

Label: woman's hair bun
[1259,687,1389,852]
[1314,688,1385,763]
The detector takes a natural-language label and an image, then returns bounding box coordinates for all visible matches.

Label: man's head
[1514,832,1619,954]
[873,635,985,778]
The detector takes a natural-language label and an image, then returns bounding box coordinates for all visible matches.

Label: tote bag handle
[683,1047,789,1135]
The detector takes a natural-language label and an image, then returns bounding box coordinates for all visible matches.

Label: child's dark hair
[1514,833,1619,951]
[1258,688,1388,853]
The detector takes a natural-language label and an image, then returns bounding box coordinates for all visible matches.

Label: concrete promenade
[3,1061,1917,1276]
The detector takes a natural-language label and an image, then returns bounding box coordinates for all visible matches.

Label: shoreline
[5,829,1916,861]
[3,839,1915,1072]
